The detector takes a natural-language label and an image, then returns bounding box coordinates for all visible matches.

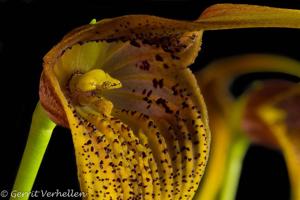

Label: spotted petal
[40,15,210,200]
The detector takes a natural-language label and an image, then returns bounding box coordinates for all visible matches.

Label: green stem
[219,137,250,200]
[11,102,56,200]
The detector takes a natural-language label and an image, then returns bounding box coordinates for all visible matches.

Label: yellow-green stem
[11,102,56,200]
[219,136,250,200]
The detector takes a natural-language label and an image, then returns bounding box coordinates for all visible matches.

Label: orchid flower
[195,54,300,200]
[11,4,300,200]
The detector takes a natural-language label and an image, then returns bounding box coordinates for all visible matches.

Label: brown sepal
[39,71,69,128]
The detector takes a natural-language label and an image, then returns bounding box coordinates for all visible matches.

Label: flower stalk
[11,102,56,200]
[219,136,250,200]
[218,94,250,200]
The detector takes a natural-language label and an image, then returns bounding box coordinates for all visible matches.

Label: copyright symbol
[1,190,8,197]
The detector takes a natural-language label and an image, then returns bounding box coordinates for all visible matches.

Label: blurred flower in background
[195,54,300,200]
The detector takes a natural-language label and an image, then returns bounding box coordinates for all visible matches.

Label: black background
[1,0,300,199]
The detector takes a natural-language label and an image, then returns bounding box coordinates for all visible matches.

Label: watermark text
[1,189,86,198]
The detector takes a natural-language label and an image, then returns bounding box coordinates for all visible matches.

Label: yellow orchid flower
[39,16,210,200]
[11,4,300,200]
[195,54,300,200]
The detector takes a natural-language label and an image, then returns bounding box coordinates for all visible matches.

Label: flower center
[68,69,122,115]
